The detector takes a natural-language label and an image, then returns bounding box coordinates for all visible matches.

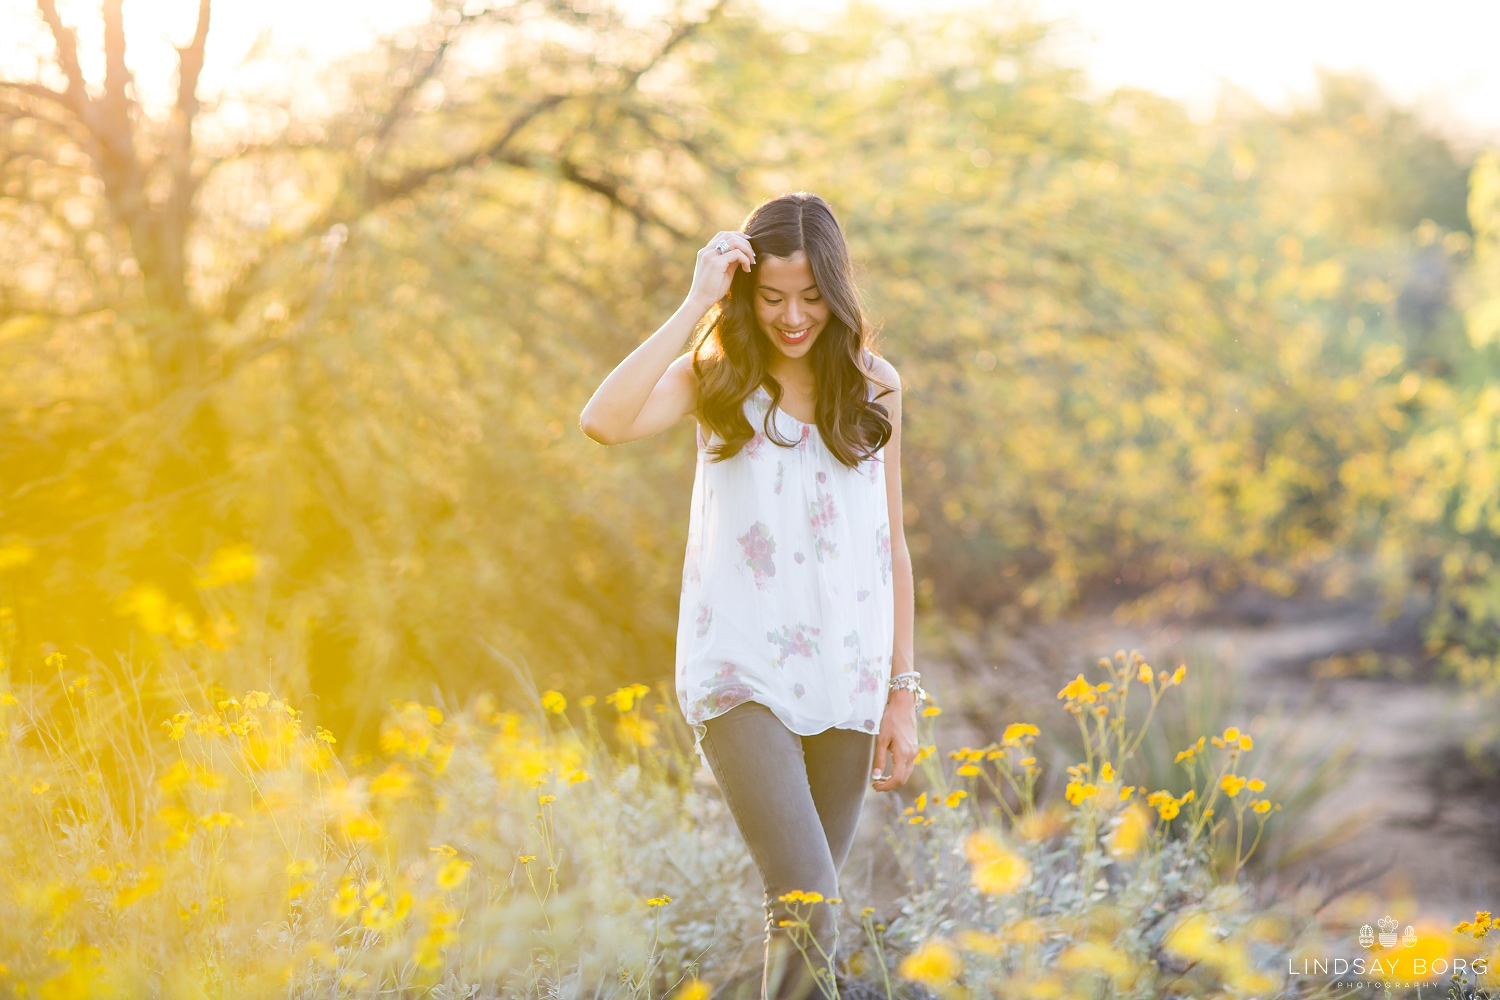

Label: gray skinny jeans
[700,701,875,1000]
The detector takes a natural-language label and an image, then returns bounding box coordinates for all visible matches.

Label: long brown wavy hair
[692,193,893,468]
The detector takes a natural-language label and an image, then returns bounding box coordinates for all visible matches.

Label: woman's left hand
[872,688,919,792]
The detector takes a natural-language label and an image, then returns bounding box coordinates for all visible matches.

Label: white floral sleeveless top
[675,383,894,742]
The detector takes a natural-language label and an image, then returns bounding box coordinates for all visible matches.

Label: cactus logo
[1357,916,1415,950]
[1290,915,1486,984]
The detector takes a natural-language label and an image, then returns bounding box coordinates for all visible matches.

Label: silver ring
[714,239,730,254]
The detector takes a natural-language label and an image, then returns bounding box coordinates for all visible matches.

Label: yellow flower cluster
[1210,725,1253,751]
[1147,788,1193,821]
[899,940,964,988]
[964,831,1030,895]
[1456,911,1494,938]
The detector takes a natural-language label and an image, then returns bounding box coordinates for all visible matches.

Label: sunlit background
[8,0,1500,132]
[3,0,1500,994]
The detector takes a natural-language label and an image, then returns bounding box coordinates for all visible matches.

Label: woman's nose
[784,300,806,326]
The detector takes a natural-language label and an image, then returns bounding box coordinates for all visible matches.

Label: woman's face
[753,251,830,361]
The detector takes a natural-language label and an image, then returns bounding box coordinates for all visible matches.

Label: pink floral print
[842,630,887,705]
[877,523,892,585]
[809,489,840,563]
[676,377,894,742]
[766,623,821,669]
[686,663,757,723]
[738,522,777,590]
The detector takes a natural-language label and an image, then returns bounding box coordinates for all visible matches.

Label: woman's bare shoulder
[866,353,901,393]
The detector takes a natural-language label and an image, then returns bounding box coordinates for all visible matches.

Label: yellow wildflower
[647,895,674,907]
[371,763,415,799]
[1252,799,1272,814]
[342,814,383,843]
[1106,805,1151,858]
[899,940,963,987]
[1222,727,1240,742]
[436,859,471,890]
[1099,761,1115,782]
[915,745,936,761]
[1170,664,1186,684]
[1138,663,1153,683]
[964,830,1031,895]
[315,726,337,744]
[956,764,980,777]
[114,869,161,910]
[0,692,16,706]
[1057,674,1095,702]
[1002,722,1039,742]
[1147,790,1181,821]
[957,929,1006,955]
[606,684,652,713]
[675,980,713,1000]
[540,690,567,714]
[944,789,967,807]
[1016,805,1068,842]
[1220,774,1248,798]
[30,780,50,795]
[1064,781,1098,805]
[1119,785,1136,801]
[617,713,659,747]
[922,705,942,717]
[195,544,259,587]
[1247,778,1265,792]
[1163,911,1217,961]
[1456,911,1494,938]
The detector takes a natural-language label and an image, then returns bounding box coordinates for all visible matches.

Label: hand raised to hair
[687,231,755,308]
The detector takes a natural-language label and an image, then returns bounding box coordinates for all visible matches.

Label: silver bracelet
[888,671,926,703]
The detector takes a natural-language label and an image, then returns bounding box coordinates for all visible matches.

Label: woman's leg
[701,703,855,1000]
[801,725,876,875]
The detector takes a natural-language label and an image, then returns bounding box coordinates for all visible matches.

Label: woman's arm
[579,230,755,445]
[871,358,919,792]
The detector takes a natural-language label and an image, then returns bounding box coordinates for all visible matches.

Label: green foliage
[0,0,1495,731]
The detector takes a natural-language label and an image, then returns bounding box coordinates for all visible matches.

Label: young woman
[580,193,919,999]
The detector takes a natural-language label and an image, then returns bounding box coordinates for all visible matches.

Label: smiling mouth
[778,327,811,344]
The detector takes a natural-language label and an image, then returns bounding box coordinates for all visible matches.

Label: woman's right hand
[687,231,756,309]
[581,229,754,446]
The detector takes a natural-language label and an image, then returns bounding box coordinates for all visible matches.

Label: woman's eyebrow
[758,282,820,294]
